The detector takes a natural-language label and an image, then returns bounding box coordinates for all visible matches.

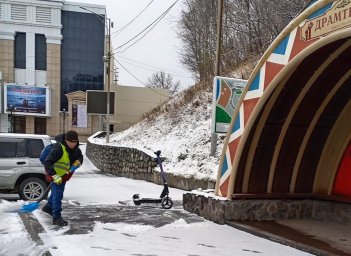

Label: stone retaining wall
[86,139,215,191]
[183,192,351,225]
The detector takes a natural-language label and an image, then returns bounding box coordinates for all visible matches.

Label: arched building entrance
[216,0,351,202]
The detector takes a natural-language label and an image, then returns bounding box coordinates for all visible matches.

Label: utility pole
[106,18,112,144]
[80,6,113,144]
[210,0,224,156]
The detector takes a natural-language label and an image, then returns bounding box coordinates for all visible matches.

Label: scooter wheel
[161,197,173,209]
[133,194,141,205]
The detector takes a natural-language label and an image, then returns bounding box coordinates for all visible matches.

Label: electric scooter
[133,150,173,209]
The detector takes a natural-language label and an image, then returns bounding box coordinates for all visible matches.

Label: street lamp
[7,105,14,133]
[59,108,69,134]
[80,6,113,144]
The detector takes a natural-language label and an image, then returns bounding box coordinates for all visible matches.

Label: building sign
[301,0,351,41]
[86,90,115,115]
[72,102,87,128]
[212,76,247,134]
[4,84,51,116]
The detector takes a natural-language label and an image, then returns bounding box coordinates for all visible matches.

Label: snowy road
[0,144,312,256]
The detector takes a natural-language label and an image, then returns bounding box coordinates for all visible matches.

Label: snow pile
[0,212,37,256]
[90,88,224,181]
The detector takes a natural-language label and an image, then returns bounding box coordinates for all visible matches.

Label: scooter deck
[132,194,173,209]
[133,198,162,204]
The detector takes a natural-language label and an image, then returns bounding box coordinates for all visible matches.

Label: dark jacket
[44,133,83,182]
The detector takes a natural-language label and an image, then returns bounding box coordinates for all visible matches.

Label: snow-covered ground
[0,144,312,256]
[91,89,224,181]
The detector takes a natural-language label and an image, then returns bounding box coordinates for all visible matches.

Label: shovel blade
[20,202,40,213]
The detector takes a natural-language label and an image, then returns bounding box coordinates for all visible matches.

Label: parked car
[0,133,52,201]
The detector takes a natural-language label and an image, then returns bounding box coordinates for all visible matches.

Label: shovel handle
[37,181,54,203]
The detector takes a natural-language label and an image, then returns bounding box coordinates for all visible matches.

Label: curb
[19,213,52,256]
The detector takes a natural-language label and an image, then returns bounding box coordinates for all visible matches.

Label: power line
[112,0,179,53]
[115,59,147,86]
[117,55,194,79]
[112,0,154,38]
[115,59,170,98]
[117,12,166,54]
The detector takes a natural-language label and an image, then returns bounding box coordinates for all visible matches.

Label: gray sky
[68,0,195,90]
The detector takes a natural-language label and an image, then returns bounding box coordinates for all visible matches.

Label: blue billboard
[4,84,51,116]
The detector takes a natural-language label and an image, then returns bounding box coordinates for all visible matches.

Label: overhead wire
[112,0,179,53]
[117,55,194,79]
[111,0,154,38]
[115,59,170,98]
[115,59,147,86]
[117,11,168,53]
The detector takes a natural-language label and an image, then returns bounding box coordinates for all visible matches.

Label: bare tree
[177,0,310,82]
[146,71,180,96]
[178,0,218,82]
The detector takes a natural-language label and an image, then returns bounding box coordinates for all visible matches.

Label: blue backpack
[39,143,55,164]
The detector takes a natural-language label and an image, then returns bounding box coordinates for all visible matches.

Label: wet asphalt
[49,200,204,235]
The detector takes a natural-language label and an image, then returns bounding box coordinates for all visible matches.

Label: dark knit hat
[65,130,79,142]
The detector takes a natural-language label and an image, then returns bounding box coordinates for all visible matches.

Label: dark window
[35,34,47,70]
[27,139,44,158]
[34,117,47,134]
[0,138,27,158]
[14,116,26,133]
[0,141,16,157]
[17,140,27,157]
[15,32,26,69]
[61,10,105,110]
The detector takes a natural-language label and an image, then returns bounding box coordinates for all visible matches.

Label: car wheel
[19,178,48,201]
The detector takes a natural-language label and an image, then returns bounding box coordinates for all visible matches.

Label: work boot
[42,205,52,216]
[53,217,68,226]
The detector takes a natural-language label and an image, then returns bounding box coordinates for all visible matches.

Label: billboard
[212,76,247,134]
[4,84,51,116]
[86,90,115,115]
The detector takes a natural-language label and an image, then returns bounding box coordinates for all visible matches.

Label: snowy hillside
[91,86,224,181]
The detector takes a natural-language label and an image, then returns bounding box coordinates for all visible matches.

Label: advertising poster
[77,104,87,128]
[212,76,247,134]
[72,103,87,128]
[4,84,50,116]
[72,104,78,126]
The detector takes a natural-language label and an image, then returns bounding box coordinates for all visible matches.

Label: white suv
[0,133,52,201]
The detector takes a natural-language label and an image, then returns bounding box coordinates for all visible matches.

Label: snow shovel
[20,163,81,213]
[19,181,54,213]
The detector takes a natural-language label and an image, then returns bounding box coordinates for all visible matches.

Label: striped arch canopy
[216,0,351,201]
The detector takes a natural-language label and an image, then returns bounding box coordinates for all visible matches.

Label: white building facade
[0,0,170,141]
[0,0,105,140]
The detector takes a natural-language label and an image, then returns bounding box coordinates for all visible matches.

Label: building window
[35,34,47,70]
[15,32,26,69]
[34,117,46,134]
[61,10,105,110]
[14,116,26,133]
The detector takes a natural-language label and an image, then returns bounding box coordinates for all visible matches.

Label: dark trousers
[47,182,66,218]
